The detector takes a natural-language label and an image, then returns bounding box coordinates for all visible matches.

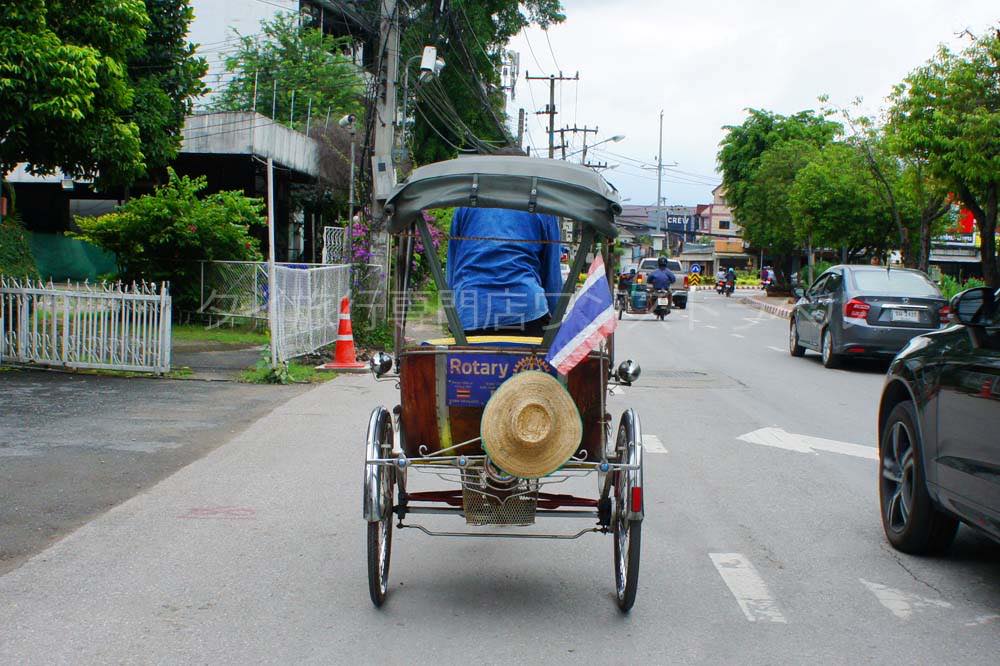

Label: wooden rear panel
[398,348,606,462]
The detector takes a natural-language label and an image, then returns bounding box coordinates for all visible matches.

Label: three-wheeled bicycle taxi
[363,156,645,611]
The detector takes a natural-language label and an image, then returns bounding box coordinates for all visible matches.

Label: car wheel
[879,401,958,555]
[821,328,841,369]
[789,319,805,357]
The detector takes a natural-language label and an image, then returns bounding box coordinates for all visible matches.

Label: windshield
[850,270,941,297]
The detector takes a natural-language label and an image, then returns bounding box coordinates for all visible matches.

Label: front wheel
[789,319,805,357]
[879,401,958,554]
[614,517,642,612]
[364,408,395,607]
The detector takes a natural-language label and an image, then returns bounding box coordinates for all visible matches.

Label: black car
[789,265,948,368]
[877,286,1000,553]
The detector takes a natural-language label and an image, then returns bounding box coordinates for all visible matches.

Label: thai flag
[546,254,617,375]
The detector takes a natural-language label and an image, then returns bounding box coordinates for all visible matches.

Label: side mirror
[616,359,641,385]
[793,287,806,299]
[369,351,394,378]
[951,287,995,326]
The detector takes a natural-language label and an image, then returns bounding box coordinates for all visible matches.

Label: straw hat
[481,371,582,479]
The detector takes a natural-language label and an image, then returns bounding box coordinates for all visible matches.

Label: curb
[738,295,792,319]
[690,284,761,292]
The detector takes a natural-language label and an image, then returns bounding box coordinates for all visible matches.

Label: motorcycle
[653,289,672,320]
[716,279,726,295]
[724,280,735,297]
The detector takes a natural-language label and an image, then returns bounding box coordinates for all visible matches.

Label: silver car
[789,265,948,368]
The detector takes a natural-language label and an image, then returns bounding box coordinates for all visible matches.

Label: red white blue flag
[546,254,617,375]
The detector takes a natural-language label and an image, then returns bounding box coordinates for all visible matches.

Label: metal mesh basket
[461,467,538,526]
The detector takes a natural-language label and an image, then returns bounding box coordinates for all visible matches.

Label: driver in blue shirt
[446,206,563,337]
[648,256,677,291]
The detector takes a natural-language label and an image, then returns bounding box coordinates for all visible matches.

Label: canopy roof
[383,156,621,237]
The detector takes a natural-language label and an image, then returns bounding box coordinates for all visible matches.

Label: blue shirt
[446,207,562,330]
[648,268,676,290]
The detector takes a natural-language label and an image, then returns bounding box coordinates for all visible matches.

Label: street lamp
[564,133,624,160]
[399,46,445,164]
[339,114,358,221]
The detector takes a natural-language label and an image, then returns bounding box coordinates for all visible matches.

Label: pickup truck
[637,257,688,309]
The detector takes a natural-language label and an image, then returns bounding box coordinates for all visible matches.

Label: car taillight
[683,275,690,287]
[939,305,951,324]
[844,298,870,320]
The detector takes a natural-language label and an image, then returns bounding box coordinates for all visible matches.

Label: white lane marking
[705,325,717,329]
[710,553,787,623]
[737,427,876,460]
[641,434,668,454]
[966,614,1000,627]
[767,346,786,353]
[860,579,952,620]
[731,333,745,338]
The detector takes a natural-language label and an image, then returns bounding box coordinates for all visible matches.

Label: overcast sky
[507,0,998,207]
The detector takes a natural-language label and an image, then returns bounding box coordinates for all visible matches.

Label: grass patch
[172,323,268,346]
[0,364,193,379]
[238,359,337,384]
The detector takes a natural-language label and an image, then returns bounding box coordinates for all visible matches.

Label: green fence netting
[27,232,117,282]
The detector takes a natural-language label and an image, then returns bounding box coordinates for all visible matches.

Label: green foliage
[0,0,148,185]
[172,323,268,346]
[128,1,208,179]
[938,274,987,300]
[739,139,821,253]
[797,260,837,288]
[213,13,364,130]
[239,349,336,384]
[0,214,39,279]
[72,168,265,310]
[889,29,1000,285]
[403,0,565,163]
[717,108,842,218]
[354,319,394,351]
[789,143,893,253]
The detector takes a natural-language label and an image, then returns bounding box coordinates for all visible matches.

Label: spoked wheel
[364,407,395,607]
[612,409,644,612]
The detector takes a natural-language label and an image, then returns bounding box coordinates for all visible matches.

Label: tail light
[844,298,870,320]
[939,305,951,324]
[683,275,690,287]
[631,486,643,513]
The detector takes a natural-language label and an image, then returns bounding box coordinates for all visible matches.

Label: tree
[127,0,207,182]
[717,109,841,217]
[401,0,566,163]
[789,143,893,258]
[0,0,149,185]
[72,169,265,310]
[739,139,820,256]
[213,13,364,131]
[889,29,1000,286]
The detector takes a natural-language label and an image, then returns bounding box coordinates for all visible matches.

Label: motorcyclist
[648,257,677,291]
[725,266,736,283]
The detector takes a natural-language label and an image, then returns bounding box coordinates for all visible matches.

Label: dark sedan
[789,265,949,368]
[877,286,1000,552]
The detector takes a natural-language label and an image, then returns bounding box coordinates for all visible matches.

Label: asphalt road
[1,292,997,663]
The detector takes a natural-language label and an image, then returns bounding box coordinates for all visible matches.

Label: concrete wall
[181,112,320,177]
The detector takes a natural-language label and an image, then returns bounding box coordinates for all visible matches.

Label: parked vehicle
[789,265,948,368]
[638,257,687,309]
[877,286,1000,553]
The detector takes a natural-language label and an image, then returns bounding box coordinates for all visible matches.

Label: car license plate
[657,297,671,306]
[891,309,920,323]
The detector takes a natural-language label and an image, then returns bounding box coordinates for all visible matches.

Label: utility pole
[526,71,578,158]
[554,126,597,161]
[371,0,399,221]
[656,110,665,250]
[266,157,278,368]
[516,108,525,150]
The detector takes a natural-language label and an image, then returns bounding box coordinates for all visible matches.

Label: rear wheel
[789,319,805,357]
[879,401,958,554]
[365,409,395,607]
[821,328,841,369]
[613,411,643,612]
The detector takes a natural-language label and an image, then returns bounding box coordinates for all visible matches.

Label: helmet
[657,256,668,269]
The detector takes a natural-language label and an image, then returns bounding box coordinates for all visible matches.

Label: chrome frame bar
[398,522,602,540]
[404,506,600,519]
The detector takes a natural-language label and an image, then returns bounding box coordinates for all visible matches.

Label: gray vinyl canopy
[383,156,622,238]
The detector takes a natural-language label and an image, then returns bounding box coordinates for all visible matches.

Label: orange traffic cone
[318,297,367,372]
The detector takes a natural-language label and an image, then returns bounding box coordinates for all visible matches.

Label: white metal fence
[272,264,351,362]
[0,277,171,373]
